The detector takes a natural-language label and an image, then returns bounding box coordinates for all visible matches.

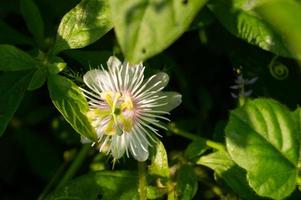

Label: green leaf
[45,171,138,200]
[175,165,198,200]
[0,71,33,136]
[48,75,96,140]
[65,50,111,68]
[52,0,113,54]
[28,67,47,91]
[148,141,170,178]
[0,20,33,45]
[255,0,301,60]
[208,0,292,58]
[0,44,37,71]
[184,139,208,160]
[147,186,167,200]
[110,0,207,63]
[225,98,299,199]
[197,151,259,199]
[20,0,44,44]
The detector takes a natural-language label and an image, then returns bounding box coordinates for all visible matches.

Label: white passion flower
[81,56,181,161]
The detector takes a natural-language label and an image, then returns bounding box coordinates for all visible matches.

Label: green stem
[56,144,90,189]
[138,161,147,200]
[168,123,226,152]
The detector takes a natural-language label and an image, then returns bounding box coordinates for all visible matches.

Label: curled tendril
[268,56,289,80]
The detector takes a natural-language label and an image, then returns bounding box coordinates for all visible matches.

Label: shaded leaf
[28,67,47,91]
[0,71,33,136]
[20,0,44,43]
[197,151,259,199]
[175,165,198,200]
[48,75,96,140]
[225,98,299,199]
[0,44,37,71]
[52,0,113,54]
[184,139,208,160]
[111,0,207,63]
[45,171,138,200]
[0,20,32,45]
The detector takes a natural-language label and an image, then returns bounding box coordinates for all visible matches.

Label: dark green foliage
[1,0,301,199]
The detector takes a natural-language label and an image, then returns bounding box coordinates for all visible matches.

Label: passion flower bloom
[81,56,181,161]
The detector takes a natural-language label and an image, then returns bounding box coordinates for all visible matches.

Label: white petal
[129,134,149,161]
[107,56,122,70]
[153,91,182,112]
[111,135,127,159]
[83,69,109,92]
[134,72,169,97]
[80,136,92,144]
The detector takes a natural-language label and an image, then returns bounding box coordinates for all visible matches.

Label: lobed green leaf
[48,75,96,140]
[225,98,299,199]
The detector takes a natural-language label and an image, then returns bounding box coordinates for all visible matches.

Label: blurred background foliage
[1,0,301,199]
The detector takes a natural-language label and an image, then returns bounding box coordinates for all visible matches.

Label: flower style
[81,56,181,161]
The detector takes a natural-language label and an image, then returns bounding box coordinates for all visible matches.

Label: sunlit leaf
[48,75,96,140]
[45,171,138,200]
[110,0,207,63]
[0,45,37,71]
[148,141,169,178]
[0,71,33,136]
[225,98,299,199]
[255,0,301,60]
[52,0,113,54]
[208,0,292,57]
[147,186,167,200]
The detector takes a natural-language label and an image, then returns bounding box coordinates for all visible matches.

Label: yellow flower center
[87,91,135,136]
